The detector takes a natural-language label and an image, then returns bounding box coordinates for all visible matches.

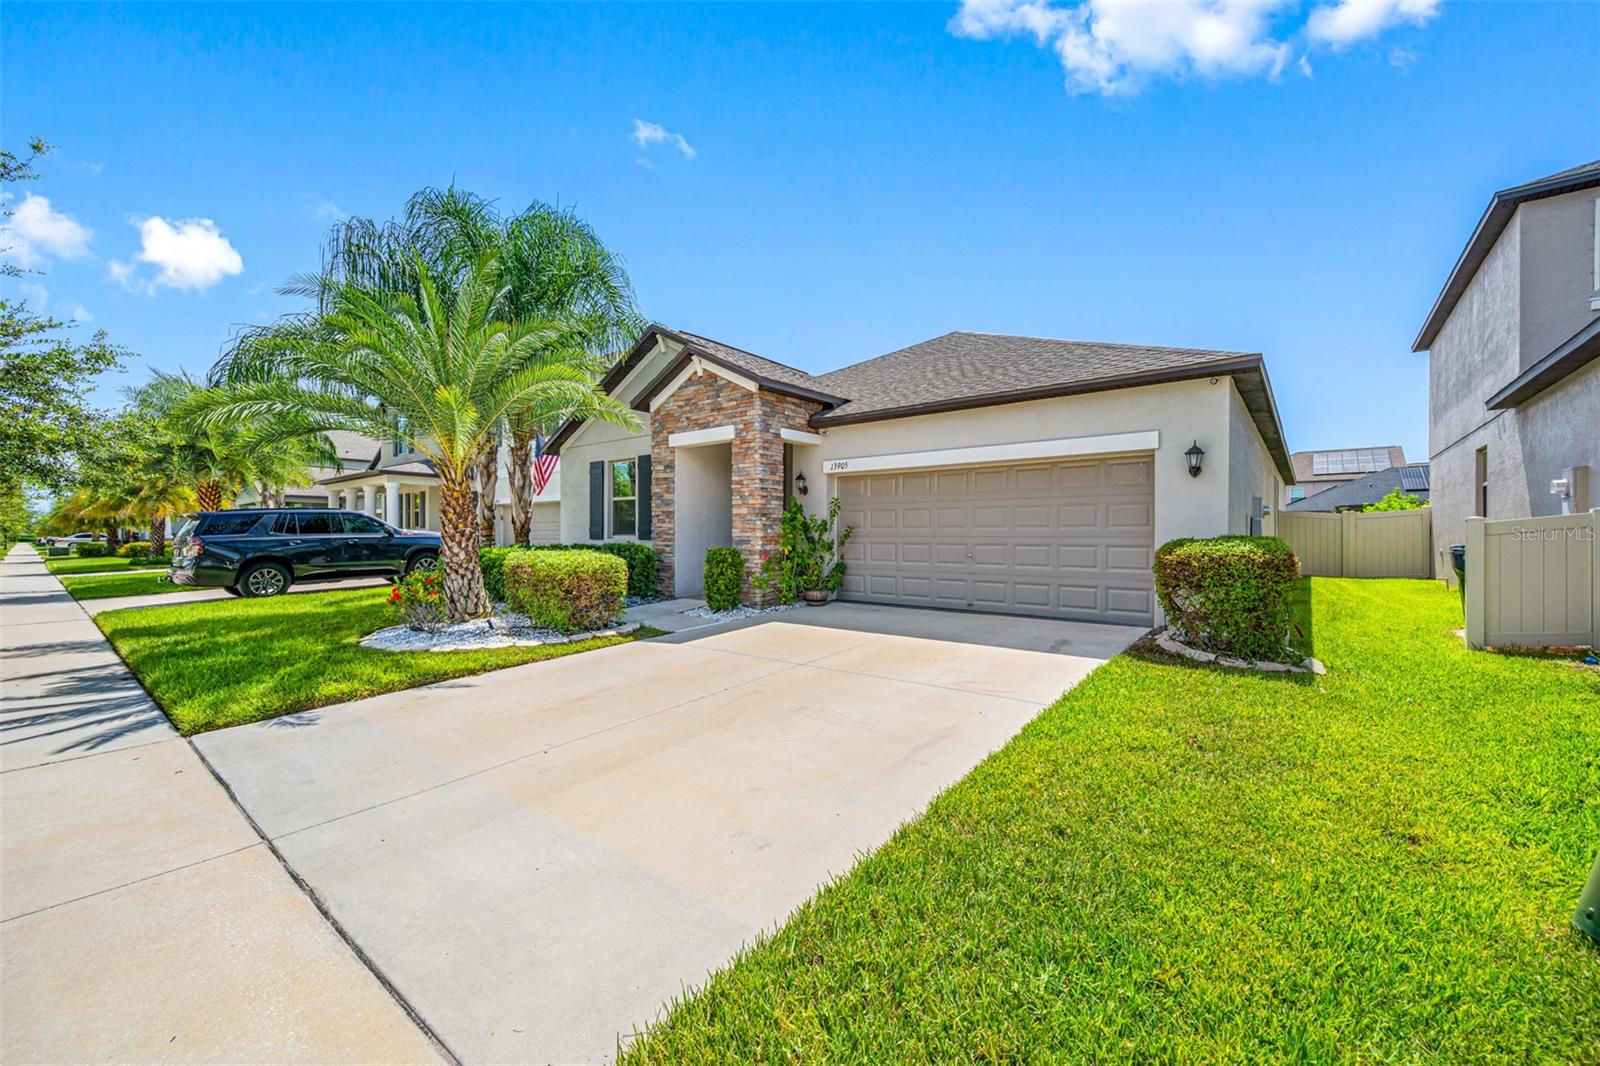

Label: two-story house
[1283,445,1409,506]
[1413,159,1600,561]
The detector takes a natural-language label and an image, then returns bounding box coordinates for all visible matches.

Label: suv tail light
[185,537,204,559]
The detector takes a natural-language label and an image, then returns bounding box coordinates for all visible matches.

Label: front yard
[45,554,169,576]
[621,578,1600,1063]
[97,586,656,734]
[60,570,185,600]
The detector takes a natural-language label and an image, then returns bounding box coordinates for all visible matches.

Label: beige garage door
[836,455,1155,625]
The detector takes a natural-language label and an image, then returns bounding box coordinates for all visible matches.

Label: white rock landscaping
[1154,628,1327,676]
[361,605,640,653]
[682,602,801,623]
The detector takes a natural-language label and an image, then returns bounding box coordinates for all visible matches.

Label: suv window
[341,514,388,535]
[198,513,265,536]
[270,513,298,535]
[295,513,338,535]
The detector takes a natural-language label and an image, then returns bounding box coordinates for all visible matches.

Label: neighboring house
[1285,464,1430,512]
[315,436,561,542]
[1414,159,1600,560]
[548,325,1293,625]
[1284,445,1408,506]
[235,430,383,509]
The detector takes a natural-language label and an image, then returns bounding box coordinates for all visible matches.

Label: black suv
[169,509,442,598]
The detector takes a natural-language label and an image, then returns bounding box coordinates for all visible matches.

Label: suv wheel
[405,552,439,575]
[239,562,291,598]
[222,585,244,597]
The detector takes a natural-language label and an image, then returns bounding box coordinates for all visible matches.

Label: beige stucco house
[1413,159,1600,561]
[314,437,561,543]
[549,325,1293,626]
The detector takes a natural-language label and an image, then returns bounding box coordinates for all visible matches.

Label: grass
[620,578,1600,1064]
[97,586,660,734]
[60,570,187,601]
[45,554,170,575]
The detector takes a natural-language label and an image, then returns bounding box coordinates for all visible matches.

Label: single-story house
[1284,464,1430,512]
[549,325,1294,626]
[1284,445,1409,506]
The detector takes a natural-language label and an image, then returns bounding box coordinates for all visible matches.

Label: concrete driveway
[196,602,1140,1064]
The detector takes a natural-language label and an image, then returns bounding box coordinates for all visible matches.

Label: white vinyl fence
[1464,510,1600,649]
[1278,508,1434,579]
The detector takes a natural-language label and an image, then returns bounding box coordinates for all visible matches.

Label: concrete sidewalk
[0,544,441,1064]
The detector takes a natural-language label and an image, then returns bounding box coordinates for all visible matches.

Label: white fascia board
[613,336,674,405]
[780,428,825,446]
[648,356,757,413]
[668,424,736,448]
[821,430,1160,476]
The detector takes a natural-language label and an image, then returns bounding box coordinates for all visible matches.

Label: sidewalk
[0,544,442,1064]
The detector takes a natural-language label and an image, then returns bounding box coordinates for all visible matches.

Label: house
[1413,159,1600,561]
[548,325,1293,625]
[314,437,561,542]
[1285,446,1408,506]
[1284,464,1430,512]
[234,430,384,509]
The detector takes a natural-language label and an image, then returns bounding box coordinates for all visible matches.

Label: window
[198,513,266,536]
[341,513,387,535]
[296,513,337,535]
[1475,446,1489,517]
[270,513,298,535]
[397,491,427,530]
[1287,487,1305,503]
[610,459,637,536]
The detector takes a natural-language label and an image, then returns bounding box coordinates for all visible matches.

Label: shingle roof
[671,330,842,400]
[811,331,1259,424]
[1414,159,1600,351]
[1285,465,1430,512]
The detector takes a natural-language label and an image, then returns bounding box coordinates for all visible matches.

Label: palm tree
[194,253,636,620]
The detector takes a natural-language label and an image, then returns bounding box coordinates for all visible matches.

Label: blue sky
[4,1,1596,461]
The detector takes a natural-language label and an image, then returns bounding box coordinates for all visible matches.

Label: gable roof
[1413,159,1600,352]
[1486,315,1600,410]
[1290,446,1407,482]
[1285,465,1430,512]
[550,324,1295,481]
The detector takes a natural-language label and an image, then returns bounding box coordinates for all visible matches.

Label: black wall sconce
[1185,440,1205,478]
[795,471,809,496]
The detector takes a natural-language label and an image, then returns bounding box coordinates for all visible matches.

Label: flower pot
[803,589,829,606]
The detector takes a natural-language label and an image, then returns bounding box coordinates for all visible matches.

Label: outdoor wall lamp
[795,471,809,496]
[1185,440,1205,478]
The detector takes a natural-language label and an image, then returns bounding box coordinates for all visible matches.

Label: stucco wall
[1225,382,1281,536]
[1518,187,1600,370]
[802,376,1242,549]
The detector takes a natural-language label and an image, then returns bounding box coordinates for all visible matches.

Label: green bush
[117,540,153,560]
[504,549,628,633]
[703,547,745,611]
[1153,536,1301,662]
[1363,487,1428,512]
[479,546,520,601]
[75,542,110,558]
[518,541,659,599]
[752,498,854,603]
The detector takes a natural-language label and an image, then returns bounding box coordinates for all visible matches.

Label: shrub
[703,547,745,611]
[388,569,450,633]
[520,541,660,599]
[1363,487,1428,512]
[117,540,153,560]
[504,549,627,633]
[75,543,110,558]
[479,546,521,601]
[752,498,854,603]
[1153,535,1301,662]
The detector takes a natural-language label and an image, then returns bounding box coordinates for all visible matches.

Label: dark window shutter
[589,461,605,540]
[637,454,653,541]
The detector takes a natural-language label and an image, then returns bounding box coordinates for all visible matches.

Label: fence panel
[1278,508,1433,579]
[1467,510,1599,648]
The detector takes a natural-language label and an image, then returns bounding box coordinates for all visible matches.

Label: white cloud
[309,200,345,221]
[111,215,244,293]
[1,193,94,267]
[19,281,48,309]
[949,0,1440,94]
[631,119,696,161]
[70,304,93,322]
[1307,0,1438,48]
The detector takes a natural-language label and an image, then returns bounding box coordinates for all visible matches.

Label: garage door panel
[838,455,1153,625]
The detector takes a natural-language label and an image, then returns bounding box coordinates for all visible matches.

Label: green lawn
[621,578,1600,1064]
[45,554,170,575]
[61,570,186,601]
[97,586,657,734]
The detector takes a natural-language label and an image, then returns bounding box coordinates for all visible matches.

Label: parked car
[50,532,104,547]
[169,508,441,598]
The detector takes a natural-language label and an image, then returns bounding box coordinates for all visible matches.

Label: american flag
[531,434,559,497]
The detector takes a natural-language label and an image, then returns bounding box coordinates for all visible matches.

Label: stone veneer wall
[649,370,821,604]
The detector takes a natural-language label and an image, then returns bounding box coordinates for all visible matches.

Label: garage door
[836,456,1155,625]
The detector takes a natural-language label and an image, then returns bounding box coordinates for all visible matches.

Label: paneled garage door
[836,455,1155,625]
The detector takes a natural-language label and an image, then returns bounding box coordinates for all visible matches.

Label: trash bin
[1449,543,1466,605]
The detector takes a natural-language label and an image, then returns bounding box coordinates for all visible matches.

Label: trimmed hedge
[703,547,745,611]
[504,550,627,633]
[1153,535,1301,662]
[75,543,110,558]
[117,540,154,560]
[480,542,660,602]
[479,547,518,601]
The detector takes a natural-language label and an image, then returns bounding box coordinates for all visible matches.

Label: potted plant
[754,497,854,606]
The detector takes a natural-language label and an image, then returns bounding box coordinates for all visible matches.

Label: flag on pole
[531,434,559,496]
